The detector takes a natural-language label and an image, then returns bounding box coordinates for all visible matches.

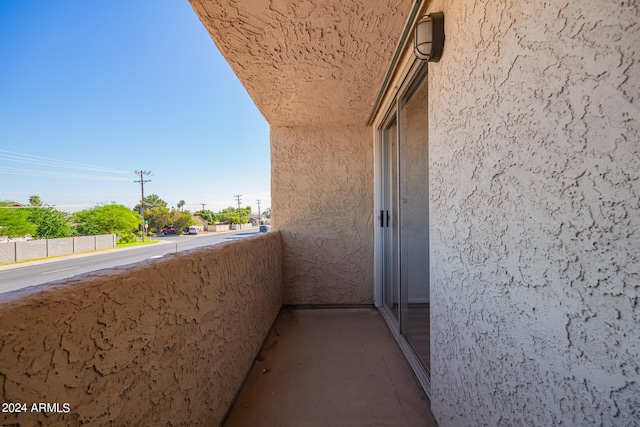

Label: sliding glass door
[379,64,430,383]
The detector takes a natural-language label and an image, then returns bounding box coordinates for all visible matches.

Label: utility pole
[234,195,242,210]
[256,199,261,224]
[201,203,206,211]
[134,171,151,241]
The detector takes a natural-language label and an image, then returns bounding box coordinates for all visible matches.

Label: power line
[0,205,95,209]
[0,167,131,181]
[234,195,242,210]
[0,150,131,174]
[0,205,53,209]
[0,192,138,196]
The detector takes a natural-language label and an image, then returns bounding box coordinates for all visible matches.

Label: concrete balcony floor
[223,307,437,427]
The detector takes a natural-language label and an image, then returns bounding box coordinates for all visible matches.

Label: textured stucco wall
[189,0,407,306]
[0,233,282,426]
[426,0,640,425]
[272,126,374,304]
[189,0,409,127]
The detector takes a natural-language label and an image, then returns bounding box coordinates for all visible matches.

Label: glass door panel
[399,71,430,372]
[382,118,399,321]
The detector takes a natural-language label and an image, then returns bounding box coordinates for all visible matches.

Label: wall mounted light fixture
[414,12,445,62]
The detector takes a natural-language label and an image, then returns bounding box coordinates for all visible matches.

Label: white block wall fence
[0,235,116,263]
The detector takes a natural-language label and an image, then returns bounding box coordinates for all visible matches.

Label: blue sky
[0,1,270,214]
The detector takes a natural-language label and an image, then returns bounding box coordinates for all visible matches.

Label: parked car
[188,226,198,235]
[163,227,176,235]
[259,225,271,232]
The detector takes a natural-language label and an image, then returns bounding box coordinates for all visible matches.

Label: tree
[146,206,171,233]
[177,200,185,211]
[217,206,234,224]
[0,202,36,238]
[28,206,75,239]
[173,211,194,229]
[133,194,167,213]
[74,204,140,236]
[217,206,252,224]
[194,209,215,223]
[29,195,42,206]
[241,206,251,223]
[263,208,271,219]
[225,210,241,225]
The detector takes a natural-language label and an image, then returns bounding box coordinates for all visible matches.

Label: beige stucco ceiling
[189,0,410,127]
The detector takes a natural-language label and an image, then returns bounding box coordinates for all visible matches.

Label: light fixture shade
[414,12,445,62]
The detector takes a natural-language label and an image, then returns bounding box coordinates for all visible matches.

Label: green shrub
[118,232,137,243]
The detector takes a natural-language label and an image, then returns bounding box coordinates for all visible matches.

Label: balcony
[223,307,436,426]
[0,231,434,426]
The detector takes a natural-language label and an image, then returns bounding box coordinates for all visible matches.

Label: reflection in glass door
[399,70,430,373]
[379,65,430,379]
[381,118,399,322]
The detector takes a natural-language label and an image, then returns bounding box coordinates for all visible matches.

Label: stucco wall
[426,0,639,425]
[190,0,403,306]
[272,125,374,304]
[189,0,409,128]
[0,232,282,426]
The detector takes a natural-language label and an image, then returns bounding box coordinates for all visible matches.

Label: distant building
[248,214,265,226]
[191,215,209,231]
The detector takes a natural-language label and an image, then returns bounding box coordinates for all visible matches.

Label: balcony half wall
[0,232,282,426]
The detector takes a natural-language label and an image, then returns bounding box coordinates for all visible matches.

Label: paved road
[0,230,260,294]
